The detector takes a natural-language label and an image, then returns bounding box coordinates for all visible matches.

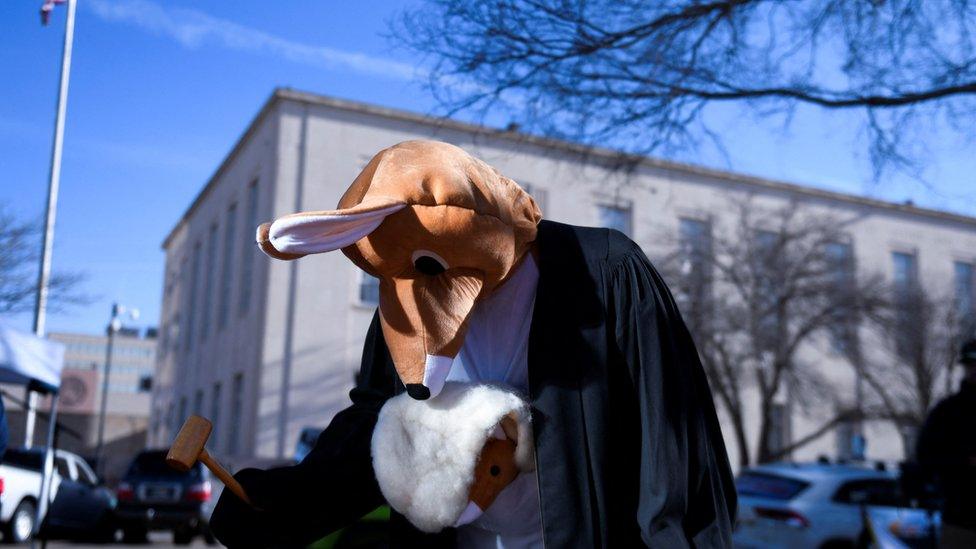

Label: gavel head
[166,415,212,473]
[468,432,520,512]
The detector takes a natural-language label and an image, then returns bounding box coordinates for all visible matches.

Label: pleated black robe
[210,220,737,548]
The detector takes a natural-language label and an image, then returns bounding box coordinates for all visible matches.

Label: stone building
[4,329,156,479]
[150,88,976,473]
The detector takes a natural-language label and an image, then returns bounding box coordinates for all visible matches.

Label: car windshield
[737,471,810,501]
[127,451,200,479]
[833,478,904,507]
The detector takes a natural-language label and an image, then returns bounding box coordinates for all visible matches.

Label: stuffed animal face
[468,421,520,512]
[257,141,542,399]
[370,382,535,533]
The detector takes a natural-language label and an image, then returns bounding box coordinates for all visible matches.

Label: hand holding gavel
[167,415,252,506]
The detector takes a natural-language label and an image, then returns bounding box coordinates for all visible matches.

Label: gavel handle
[199,449,252,506]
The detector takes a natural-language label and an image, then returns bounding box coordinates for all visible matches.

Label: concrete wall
[151,101,278,465]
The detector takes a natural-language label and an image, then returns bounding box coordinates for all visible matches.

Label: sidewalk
[43,531,211,548]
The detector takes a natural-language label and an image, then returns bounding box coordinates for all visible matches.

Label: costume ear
[256,199,404,260]
[499,414,519,441]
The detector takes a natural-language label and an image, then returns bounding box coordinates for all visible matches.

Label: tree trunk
[731,413,750,469]
[756,397,774,464]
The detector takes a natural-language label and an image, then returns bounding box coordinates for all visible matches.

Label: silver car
[734,462,902,549]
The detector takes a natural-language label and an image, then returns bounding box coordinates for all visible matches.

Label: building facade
[4,329,156,479]
[150,88,976,473]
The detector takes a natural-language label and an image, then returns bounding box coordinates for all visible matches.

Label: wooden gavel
[167,415,252,505]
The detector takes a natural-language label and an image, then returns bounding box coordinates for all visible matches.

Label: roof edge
[273,88,976,228]
[164,87,976,250]
[161,90,283,249]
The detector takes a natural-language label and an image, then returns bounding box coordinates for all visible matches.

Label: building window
[167,403,175,437]
[210,382,222,451]
[151,414,161,447]
[193,389,203,416]
[174,258,187,353]
[754,230,782,348]
[228,373,244,454]
[678,218,712,334]
[766,402,792,460]
[184,243,202,351]
[359,272,380,306]
[826,242,857,354]
[201,223,219,340]
[177,396,187,427]
[835,417,865,461]
[955,261,975,337]
[521,182,548,215]
[892,252,918,296]
[218,203,238,330]
[167,316,180,356]
[892,252,919,355]
[239,180,259,316]
[597,204,632,236]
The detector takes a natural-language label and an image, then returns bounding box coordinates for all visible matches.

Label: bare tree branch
[860,285,960,437]
[0,205,89,315]
[659,195,887,465]
[393,0,976,179]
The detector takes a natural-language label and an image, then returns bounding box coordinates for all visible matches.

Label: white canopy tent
[0,321,64,545]
[0,322,64,391]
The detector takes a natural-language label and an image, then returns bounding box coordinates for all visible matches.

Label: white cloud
[85,0,420,81]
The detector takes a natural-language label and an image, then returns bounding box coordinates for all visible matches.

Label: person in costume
[210,140,736,548]
[915,339,976,548]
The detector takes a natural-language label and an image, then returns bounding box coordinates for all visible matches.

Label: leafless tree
[0,206,87,315]
[661,197,886,465]
[393,1,976,178]
[858,285,963,453]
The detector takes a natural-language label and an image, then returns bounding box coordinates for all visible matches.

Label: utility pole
[93,305,118,470]
[94,303,138,473]
[27,0,77,448]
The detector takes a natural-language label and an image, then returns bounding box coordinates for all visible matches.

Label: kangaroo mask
[257,140,542,400]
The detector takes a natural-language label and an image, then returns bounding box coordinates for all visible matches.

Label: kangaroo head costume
[256,140,541,531]
[258,140,542,400]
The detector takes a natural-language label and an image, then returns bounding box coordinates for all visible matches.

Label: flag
[40,0,67,26]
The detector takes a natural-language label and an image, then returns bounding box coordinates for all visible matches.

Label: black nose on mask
[406,384,431,400]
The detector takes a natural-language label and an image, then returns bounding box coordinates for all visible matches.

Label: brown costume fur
[257,140,542,394]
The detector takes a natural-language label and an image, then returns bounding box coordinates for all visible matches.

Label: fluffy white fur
[371,382,534,533]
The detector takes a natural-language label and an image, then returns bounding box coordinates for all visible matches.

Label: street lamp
[93,302,139,473]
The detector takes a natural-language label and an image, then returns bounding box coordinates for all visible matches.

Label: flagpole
[27,0,76,448]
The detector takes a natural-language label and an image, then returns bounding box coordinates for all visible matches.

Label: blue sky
[2,0,974,336]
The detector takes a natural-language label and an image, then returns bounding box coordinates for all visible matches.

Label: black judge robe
[210,220,737,548]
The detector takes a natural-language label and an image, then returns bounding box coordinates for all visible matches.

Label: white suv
[734,462,902,549]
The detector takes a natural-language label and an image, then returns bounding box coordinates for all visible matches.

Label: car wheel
[121,524,148,544]
[173,526,195,545]
[91,516,119,543]
[202,524,217,545]
[3,500,36,544]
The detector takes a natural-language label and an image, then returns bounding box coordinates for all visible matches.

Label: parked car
[734,462,903,549]
[863,505,940,549]
[115,449,216,545]
[0,447,116,543]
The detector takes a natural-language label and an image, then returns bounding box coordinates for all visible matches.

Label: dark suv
[115,450,216,545]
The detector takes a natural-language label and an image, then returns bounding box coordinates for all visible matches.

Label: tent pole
[31,392,59,549]
[23,390,38,448]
